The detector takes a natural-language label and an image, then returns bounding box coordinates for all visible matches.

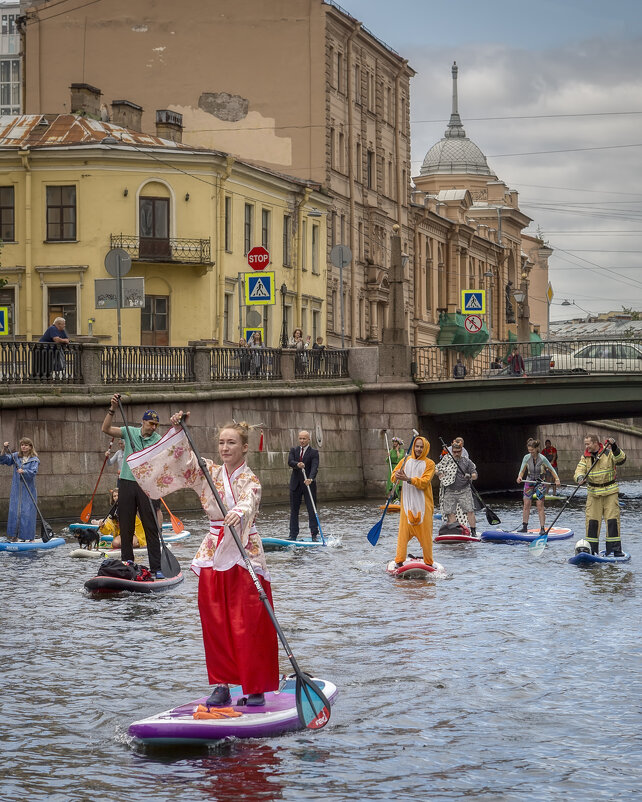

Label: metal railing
[291,348,349,379]
[102,346,195,383]
[210,347,282,382]
[0,342,82,384]
[110,234,212,264]
[413,338,642,382]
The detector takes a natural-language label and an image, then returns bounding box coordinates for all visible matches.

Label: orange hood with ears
[412,436,430,460]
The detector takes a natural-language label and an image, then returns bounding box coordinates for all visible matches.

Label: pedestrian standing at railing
[237,338,251,378]
[508,346,525,377]
[311,336,325,373]
[453,357,466,379]
[33,317,70,378]
[249,331,265,377]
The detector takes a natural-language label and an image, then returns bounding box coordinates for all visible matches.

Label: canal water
[1,483,641,802]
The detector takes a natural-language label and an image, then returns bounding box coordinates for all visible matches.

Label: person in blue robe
[1,438,40,541]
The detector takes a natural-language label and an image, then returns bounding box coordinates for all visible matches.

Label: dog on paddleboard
[73,526,101,551]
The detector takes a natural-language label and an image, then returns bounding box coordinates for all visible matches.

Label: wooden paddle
[161,497,184,533]
[529,443,609,557]
[438,437,501,526]
[115,396,181,578]
[80,438,113,522]
[178,417,331,730]
[7,448,54,542]
[367,430,419,547]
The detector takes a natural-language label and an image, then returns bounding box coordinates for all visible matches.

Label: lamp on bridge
[280,283,289,349]
[484,269,494,342]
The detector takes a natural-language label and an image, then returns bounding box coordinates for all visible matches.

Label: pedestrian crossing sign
[461,289,485,315]
[0,306,8,335]
[245,271,275,306]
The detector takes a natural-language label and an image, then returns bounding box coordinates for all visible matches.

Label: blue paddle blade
[367,519,383,546]
[529,534,548,557]
[295,675,331,730]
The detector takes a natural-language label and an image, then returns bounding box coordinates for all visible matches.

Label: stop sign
[247,246,270,270]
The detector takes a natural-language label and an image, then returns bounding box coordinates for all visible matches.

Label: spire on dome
[446,61,466,139]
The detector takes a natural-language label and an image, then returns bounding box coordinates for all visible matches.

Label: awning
[437,311,489,358]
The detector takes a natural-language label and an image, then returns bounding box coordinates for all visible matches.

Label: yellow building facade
[0,112,329,347]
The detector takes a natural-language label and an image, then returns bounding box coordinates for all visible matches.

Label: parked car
[549,341,642,373]
[495,354,555,376]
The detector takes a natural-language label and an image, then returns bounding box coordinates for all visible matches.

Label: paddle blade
[79,500,93,524]
[295,675,331,730]
[485,506,501,526]
[40,520,54,543]
[529,534,548,557]
[367,518,384,546]
[160,544,181,578]
[161,498,184,533]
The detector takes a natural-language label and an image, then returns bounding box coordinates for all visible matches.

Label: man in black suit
[288,430,320,541]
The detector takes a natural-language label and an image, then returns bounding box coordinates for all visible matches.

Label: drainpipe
[216,156,234,344]
[295,187,312,326]
[394,61,407,226]
[345,21,360,345]
[20,149,33,340]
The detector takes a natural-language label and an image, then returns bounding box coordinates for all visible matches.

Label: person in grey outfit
[438,443,478,536]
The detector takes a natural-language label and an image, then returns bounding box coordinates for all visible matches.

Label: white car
[550,341,642,373]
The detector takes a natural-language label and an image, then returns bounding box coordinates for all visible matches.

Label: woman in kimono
[127,414,278,708]
[391,436,435,566]
[1,438,40,542]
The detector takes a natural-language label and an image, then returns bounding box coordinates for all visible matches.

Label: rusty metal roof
[0,114,203,151]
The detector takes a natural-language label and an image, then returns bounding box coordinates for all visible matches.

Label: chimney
[155,109,183,143]
[111,100,143,132]
[70,83,102,117]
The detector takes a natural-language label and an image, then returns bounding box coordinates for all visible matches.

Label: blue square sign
[0,306,8,335]
[461,290,485,315]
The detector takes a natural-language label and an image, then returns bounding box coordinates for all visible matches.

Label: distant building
[550,313,642,339]
[412,63,552,349]
[0,91,329,346]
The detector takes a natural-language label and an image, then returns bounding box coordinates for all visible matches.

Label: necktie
[300,447,304,460]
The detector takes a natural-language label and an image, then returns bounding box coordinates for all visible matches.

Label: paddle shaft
[302,467,326,544]
[7,448,53,539]
[543,444,610,537]
[81,438,113,521]
[384,432,393,474]
[178,420,311,682]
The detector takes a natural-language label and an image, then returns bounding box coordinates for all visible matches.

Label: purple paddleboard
[128,676,338,744]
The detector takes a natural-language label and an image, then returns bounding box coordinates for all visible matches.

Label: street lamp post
[483,269,494,342]
[280,283,289,348]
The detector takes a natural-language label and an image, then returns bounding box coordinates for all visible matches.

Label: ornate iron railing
[210,347,282,381]
[102,346,196,383]
[0,342,82,384]
[110,234,212,264]
[413,338,642,382]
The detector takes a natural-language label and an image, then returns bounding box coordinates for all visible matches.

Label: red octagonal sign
[247,246,270,270]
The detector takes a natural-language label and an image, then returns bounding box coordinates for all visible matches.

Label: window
[367,151,374,189]
[338,132,345,172]
[328,46,335,88]
[340,213,345,245]
[354,65,361,104]
[47,286,77,335]
[355,142,362,183]
[283,214,292,265]
[261,208,270,250]
[358,221,363,260]
[312,309,320,342]
[139,196,170,259]
[330,210,336,247]
[337,52,344,93]
[223,292,232,343]
[141,295,169,346]
[0,186,14,241]
[367,72,375,111]
[224,196,232,252]
[388,161,393,199]
[244,203,253,255]
[331,290,337,332]
[0,58,20,114]
[46,186,76,241]
[386,86,393,122]
[301,219,307,270]
[311,224,319,274]
[330,127,335,169]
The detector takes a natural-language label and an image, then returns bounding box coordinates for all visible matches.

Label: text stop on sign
[247,246,270,270]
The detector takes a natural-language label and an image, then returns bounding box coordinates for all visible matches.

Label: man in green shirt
[102,393,164,577]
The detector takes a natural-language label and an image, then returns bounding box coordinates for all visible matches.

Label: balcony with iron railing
[110,234,212,265]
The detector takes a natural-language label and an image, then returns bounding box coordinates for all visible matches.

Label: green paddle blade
[295,675,331,730]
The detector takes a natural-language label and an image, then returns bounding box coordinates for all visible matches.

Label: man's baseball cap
[142,410,160,423]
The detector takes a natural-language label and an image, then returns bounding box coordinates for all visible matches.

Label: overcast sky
[343,0,642,321]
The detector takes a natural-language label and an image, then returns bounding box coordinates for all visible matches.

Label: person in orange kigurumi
[392,436,435,566]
